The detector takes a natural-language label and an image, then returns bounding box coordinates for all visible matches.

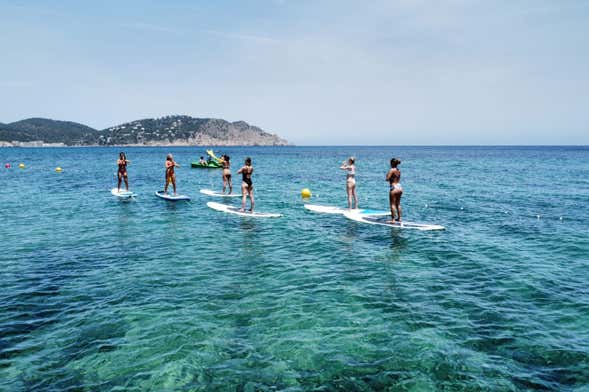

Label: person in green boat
[219,154,233,194]
[198,156,206,165]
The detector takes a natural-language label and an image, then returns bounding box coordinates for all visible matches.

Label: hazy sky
[1,0,587,145]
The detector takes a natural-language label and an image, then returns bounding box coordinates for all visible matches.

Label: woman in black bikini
[386,158,403,223]
[117,152,130,192]
[220,154,233,194]
[237,157,254,212]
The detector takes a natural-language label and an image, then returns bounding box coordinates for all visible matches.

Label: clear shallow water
[1,146,588,391]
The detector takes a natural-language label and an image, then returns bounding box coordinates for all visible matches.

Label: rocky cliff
[0,115,289,146]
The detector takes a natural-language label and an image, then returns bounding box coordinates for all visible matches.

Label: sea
[1,146,588,391]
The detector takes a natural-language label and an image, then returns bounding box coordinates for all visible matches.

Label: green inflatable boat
[191,161,222,168]
[191,150,223,168]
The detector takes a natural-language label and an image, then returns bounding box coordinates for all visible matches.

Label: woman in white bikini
[219,154,233,194]
[340,157,358,209]
[386,158,403,223]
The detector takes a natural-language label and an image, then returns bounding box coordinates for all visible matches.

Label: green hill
[98,115,288,146]
[0,115,288,146]
[1,118,97,145]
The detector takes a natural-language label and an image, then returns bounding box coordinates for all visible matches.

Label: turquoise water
[1,146,588,391]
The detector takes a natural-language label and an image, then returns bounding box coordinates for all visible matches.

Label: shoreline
[1,143,586,148]
[0,142,292,148]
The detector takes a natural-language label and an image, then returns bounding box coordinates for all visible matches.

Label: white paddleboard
[343,211,445,231]
[155,191,191,201]
[200,189,242,198]
[304,204,389,216]
[207,201,282,218]
[111,188,136,198]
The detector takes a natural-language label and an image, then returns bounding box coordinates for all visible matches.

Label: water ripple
[1,146,588,390]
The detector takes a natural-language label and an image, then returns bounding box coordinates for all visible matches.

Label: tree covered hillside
[0,118,97,144]
[0,115,288,146]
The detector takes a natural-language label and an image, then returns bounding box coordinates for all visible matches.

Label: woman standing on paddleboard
[386,158,403,223]
[340,157,358,209]
[237,157,254,212]
[220,154,233,194]
[164,154,180,195]
[117,152,130,192]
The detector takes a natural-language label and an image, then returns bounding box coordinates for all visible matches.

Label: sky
[0,0,588,145]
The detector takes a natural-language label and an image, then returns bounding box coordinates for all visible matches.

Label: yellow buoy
[55,167,62,172]
[301,188,312,198]
[18,163,25,169]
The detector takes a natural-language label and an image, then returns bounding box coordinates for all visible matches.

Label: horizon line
[2,144,587,148]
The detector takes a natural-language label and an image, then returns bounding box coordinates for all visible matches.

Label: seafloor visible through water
[1,146,588,390]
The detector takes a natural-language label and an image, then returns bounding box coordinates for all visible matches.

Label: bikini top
[388,169,400,183]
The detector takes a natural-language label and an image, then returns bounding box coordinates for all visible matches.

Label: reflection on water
[387,230,409,257]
